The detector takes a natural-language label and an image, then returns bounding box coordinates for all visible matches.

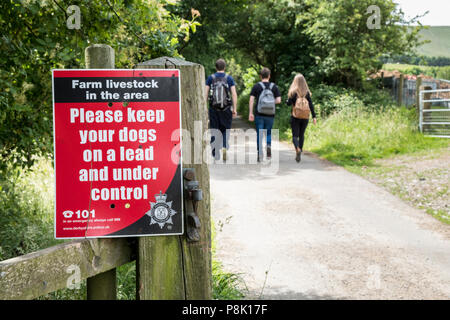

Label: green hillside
[416,26,450,58]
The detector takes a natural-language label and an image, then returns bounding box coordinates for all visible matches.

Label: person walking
[248,67,281,162]
[205,58,238,162]
[286,74,317,163]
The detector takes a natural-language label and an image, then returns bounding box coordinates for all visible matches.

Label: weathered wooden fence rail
[0,238,135,300]
[0,44,211,300]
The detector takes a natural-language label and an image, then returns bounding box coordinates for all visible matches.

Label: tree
[221,0,316,83]
[0,0,198,171]
[174,0,318,92]
[301,0,424,87]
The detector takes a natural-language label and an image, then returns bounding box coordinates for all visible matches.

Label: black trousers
[291,117,309,150]
[209,107,233,157]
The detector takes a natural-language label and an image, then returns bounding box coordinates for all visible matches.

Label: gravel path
[210,117,450,299]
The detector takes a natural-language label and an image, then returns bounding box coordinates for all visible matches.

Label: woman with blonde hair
[286,74,317,162]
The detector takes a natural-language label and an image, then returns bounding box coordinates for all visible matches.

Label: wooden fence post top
[138,57,200,67]
[85,44,115,69]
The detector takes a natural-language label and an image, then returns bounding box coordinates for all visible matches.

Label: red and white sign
[52,69,182,238]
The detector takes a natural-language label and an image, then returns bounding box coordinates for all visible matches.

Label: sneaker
[222,148,227,162]
[257,153,262,163]
[295,151,301,163]
[267,146,271,159]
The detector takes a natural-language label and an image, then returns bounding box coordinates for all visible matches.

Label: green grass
[383,63,434,72]
[0,159,59,260]
[212,260,246,299]
[383,63,450,79]
[416,26,450,58]
[211,217,246,300]
[304,106,450,171]
[426,208,450,225]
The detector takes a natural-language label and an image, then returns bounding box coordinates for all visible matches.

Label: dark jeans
[209,107,233,158]
[291,117,309,150]
[255,115,274,155]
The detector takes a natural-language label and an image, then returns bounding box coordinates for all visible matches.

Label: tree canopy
[1,0,424,170]
[177,0,423,86]
[0,0,198,170]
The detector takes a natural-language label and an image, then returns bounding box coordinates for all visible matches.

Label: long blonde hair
[288,74,311,99]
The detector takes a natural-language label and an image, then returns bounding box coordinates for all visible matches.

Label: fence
[419,88,450,138]
[382,74,450,108]
[0,44,212,300]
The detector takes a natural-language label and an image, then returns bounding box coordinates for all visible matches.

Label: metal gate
[419,89,450,138]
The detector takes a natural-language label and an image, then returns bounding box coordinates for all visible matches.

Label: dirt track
[210,117,450,299]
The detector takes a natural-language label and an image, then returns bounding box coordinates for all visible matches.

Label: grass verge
[211,218,247,300]
[304,106,449,170]
[300,105,450,225]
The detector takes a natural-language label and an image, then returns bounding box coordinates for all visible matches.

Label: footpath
[210,116,450,299]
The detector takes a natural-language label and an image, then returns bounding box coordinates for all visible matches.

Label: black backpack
[209,74,232,110]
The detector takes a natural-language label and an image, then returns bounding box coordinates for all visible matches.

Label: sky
[394,0,450,26]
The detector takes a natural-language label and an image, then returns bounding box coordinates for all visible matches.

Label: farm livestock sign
[52,69,182,238]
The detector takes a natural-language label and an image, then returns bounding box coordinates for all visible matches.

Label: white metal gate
[419,89,450,138]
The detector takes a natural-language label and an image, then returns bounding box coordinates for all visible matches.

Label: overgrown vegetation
[305,105,449,169]
[0,159,57,260]
[0,0,199,171]
[176,0,422,89]
[250,82,450,169]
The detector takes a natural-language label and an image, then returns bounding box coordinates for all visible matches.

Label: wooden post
[398,73,404,106]
[87,269,116,300]
[416,76,422,116]
[136,57,212,300]
[423,85,433,110]
[84,44,117,300]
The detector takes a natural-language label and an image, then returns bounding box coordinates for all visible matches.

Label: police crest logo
[146,191,177,229]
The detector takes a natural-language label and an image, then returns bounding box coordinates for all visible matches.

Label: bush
[0,159,58,260]
[237,79,449,168]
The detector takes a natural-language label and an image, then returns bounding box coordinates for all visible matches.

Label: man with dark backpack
[205,59,237,161]
[248,67,281,162]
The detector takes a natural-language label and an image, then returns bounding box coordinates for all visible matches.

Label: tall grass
[305,106,449,169]
[0,159,58,260]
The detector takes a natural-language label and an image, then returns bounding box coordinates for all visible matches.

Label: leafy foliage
[0,0,197,170]
[301,0,423,87]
